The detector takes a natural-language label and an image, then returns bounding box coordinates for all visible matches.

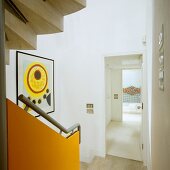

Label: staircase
[4,2,86,169]
[7,97,81,170]
[4,0,86,61]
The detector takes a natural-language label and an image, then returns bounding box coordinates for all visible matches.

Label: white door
[121,69,143,161]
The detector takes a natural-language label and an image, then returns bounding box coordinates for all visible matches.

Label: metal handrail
[18,94,81,143]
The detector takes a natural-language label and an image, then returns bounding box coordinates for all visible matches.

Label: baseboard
[80,148,105,163]
[80,149,95,163]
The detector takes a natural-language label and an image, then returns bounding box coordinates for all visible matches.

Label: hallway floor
[106,113,142,161]
[81,155,146,170]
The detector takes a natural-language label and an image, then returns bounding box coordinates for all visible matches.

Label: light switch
[159,69,164,81]
[159,32,163,48]
[159,69,164,91]
[114,94,118,99]
[159,24,164,50]
[159,53,164,68]
[159,81,164,91]
[86,104,94,114]
[158,24,165,91]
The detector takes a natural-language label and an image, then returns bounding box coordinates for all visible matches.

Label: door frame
[104,52,148,165]
[121,67,143,161]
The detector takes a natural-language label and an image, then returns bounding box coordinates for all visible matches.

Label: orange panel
[7,99,80,170]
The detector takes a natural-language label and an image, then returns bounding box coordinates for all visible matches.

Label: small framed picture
[16,51,55,116]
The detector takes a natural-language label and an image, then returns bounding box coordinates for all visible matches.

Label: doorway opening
[122,69,142,123]
[105,54,143,161]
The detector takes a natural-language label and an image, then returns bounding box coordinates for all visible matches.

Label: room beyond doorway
[105,54,143,162]
[122,69,142,122]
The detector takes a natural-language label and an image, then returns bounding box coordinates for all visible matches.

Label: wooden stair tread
[47,0,86,16]
[4,0,86,58]
[5,9,37,50]
[12,0,63,34]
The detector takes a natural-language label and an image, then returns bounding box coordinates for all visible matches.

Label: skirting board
[80,148,105,163]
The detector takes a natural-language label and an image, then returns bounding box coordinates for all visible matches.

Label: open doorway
[105,54,143,161]
[122,69,142,122]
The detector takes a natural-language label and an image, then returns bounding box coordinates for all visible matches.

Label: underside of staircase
[4,0,86,63]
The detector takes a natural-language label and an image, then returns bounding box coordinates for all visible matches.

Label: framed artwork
[16,51,55,117]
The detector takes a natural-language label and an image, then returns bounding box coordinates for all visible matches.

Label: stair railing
[18,94,81,143]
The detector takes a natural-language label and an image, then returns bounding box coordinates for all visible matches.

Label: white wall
[151,0,170,169]
[123,69,142,88]
[111,69,122,121]
[6,0,147,163]
[54,0,146,162]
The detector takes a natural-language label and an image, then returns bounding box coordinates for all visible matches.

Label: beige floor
[81,155,147,170]
[106,113,142,161]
